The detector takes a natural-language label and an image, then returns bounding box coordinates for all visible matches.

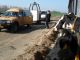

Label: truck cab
[0,8,33,32]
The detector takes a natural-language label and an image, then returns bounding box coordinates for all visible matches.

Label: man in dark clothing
[47,10,51,22]
[54,12,80,46]
[54,12,80,32]
[45,10,51,28]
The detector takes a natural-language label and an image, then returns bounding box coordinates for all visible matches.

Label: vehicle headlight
[6,21,12,23]
[41,14,46,18]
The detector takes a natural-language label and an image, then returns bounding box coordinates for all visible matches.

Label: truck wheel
[27,24,30,27]
[0,29,1,32]
[37,21,41,24]
[27,24,31,29]
[8,23,18,32]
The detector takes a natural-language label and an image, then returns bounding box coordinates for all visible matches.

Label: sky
[0,0,69,12]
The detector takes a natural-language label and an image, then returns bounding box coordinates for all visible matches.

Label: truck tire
[8,23,18,32]
[37,20,41,24]
[0,28,1,32]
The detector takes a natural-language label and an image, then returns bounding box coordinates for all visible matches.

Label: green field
[51,11,64,17]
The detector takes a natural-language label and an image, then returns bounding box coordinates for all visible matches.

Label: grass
[51,11,64,17]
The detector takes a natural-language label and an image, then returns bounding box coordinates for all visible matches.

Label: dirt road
[0,24,45,60]
[0,20,57,60]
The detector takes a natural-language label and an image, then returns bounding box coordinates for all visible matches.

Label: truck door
[18,12,24,25]
[23,11,32,25]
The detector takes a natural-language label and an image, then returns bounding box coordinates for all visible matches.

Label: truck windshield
[3,12,19,16]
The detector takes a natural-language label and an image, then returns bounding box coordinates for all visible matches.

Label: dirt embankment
[13,28,58,60]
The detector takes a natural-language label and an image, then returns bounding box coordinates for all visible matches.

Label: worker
[54,12,80,59]
[45,10,51,29]
[54,12,80,45]
[54,12,80,32]
[47,10,51,22]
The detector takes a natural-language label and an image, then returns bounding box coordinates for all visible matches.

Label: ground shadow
[4,23,46,34]
[0,19,57,34]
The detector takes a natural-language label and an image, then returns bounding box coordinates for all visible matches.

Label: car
[0,8,33,32]
[40,11,47,21]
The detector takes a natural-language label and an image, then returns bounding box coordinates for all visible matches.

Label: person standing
[54,12,80,32]
[45,10,51,29]
[54,12,80,45]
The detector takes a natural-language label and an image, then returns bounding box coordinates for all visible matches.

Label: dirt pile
[13,45,49,60]
[13,28,58,60]
[37,28,58,47]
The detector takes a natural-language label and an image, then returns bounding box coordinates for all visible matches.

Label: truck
[0,8,33,32]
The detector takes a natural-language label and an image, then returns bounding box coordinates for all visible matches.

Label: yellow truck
[0,8,33,32]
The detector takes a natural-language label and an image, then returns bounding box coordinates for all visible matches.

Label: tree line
[0,5,9,14]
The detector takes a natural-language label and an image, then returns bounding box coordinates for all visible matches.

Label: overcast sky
[0,0,69,12]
